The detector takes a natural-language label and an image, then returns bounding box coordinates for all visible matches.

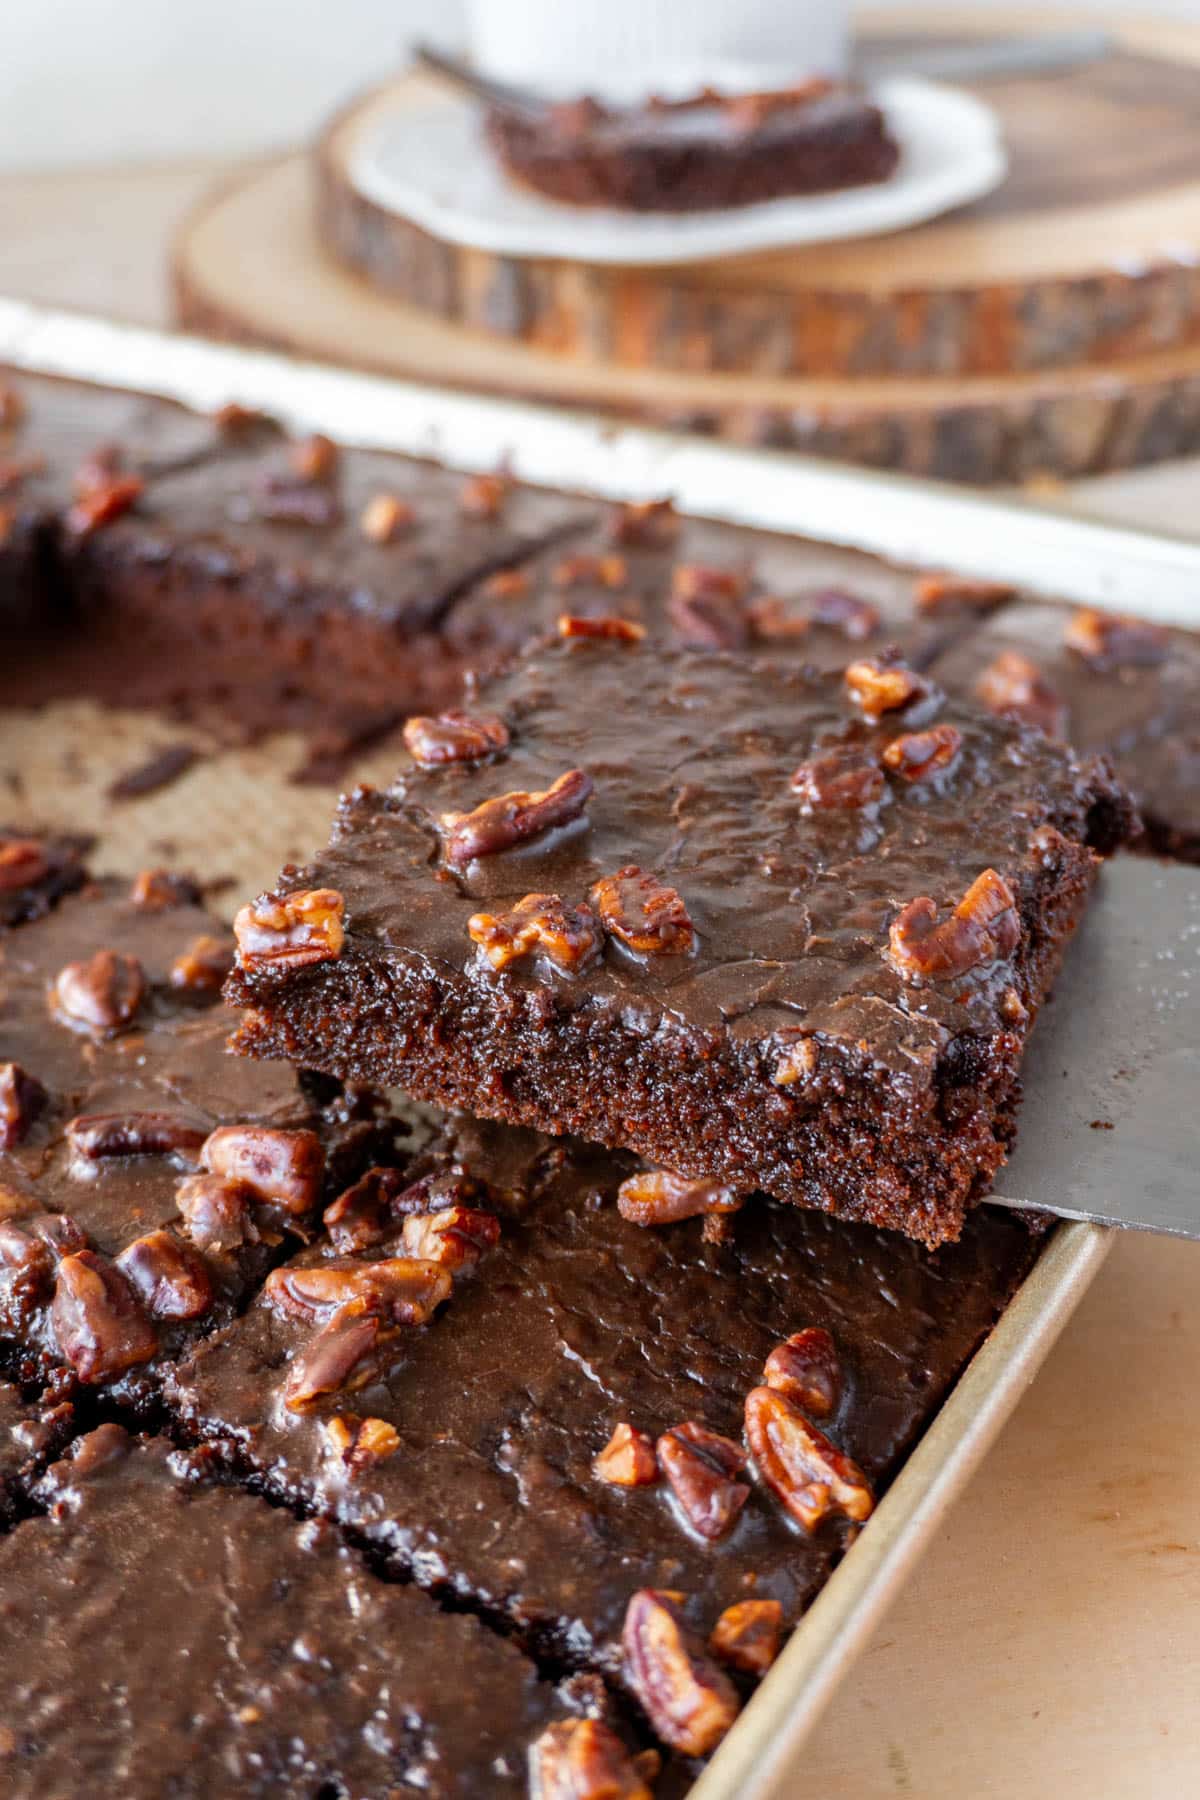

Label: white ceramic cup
[464,0,850,100]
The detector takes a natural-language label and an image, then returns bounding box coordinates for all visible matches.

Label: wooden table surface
[3,157,1198,1799]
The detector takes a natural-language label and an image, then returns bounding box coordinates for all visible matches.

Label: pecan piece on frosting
[528,1718,656,1800]
[975,650,1067,739]
[403,709,509,768]
[552,553,629,591]
[914,573,1013,616]
[200,1125,324,1219]
[129,867,200,911]
[709,1599,784,1676]
[233,888,344,972]
[170,933,234,993]
[322,1412,401,1471]
[667,564,749,650]
[116,1229,214,1321]
[790,745,885,815]
[264,1256,451,1328]
[289,432,339,483]
[763,1328,842,1418]
[1064,606,1169,670]
[557,612,645,643]
[400,1205,501,1271]
[607,496,679,549]
[657,1422,749,1542]
[844,658,936,722]
[881,722,963,783]
[616,1170,742,1229]
[593,1422,659,1489]
[745,1385,874,1532]
[439,768,593,870]
[0,1062,46,1150]
[50,950,145,1037]
[50,1250,158,1384]
[469,893,600,974]
[887,867,1020,983]
[360,492,415,544]
[284,1308,384,1411]
[175,1173,263,1253]
[64,473,144,538]
[66,1111,206,1168]
[622,1590,740,1757]
[459,470,510,520]
[0,837,49,892]
[590,866,694,957]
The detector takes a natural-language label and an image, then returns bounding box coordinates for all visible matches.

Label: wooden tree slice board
[173,150,1200,486]
[315,9,1200,381]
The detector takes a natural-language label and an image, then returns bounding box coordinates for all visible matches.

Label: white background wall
[1,0,1197,172]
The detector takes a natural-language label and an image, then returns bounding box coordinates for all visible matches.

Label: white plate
[347,76,1007,268]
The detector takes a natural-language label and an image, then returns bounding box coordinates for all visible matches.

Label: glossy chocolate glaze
[167,1112,1043,1676]
[0,1426,570,1798]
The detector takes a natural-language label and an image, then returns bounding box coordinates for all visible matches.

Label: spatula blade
[991,856,1200,1236]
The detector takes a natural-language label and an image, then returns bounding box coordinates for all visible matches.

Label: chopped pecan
[285,1307,383,1411]
[129,867,200,910]
[772,1035,819,1088]
[746,595,811,641]
[709,1599,784,1676]
[213,400,268,436]
[360,492,415,543]
[116,1229,214,1320]
[763,1328,842,1418]
[170,933,234,993]
[50,1250,158,1383]
[400,1205,500,1271]
[744,1386,873,1532]
[50,950,145,1037]
[887,867,1021,982]
[459,471,510,520]
[790,745,885,814]
[233,887,345,972]
[264,1256,451,1327]
[322,1412,401,1471]
[726,77,832,129]
[622,1590,740,1757]
[658,1422,749,1541]
[844,658,934,721]
[529,1718,655,1800]
[66,1111,206,1167]
[175,1173,261,1252]
[616,1170,742,1229]
[25,1213,89,1258]
[593,1422,659,1488]
[469,893,600,974]
[201,1126,324,1218]
[439,768,593,869]
[0,837,49,891]
[322,1165,424,1253]
[64,473,143,537]
[556,612,645,643]
[590,866,694,957]
[0,1062,46,1150]
[1064,606,1169,669]
[668,564,749,649]
[607,497,679,549]
[975,650,1067,738]
[553,553,629,591]
[808,588,882,641]
[0,1222,54,1320]
[481,567,530,600]
[881,723,963,783]
[914,573,1013,615]
[402,709,510,767]
[289,432,339,483]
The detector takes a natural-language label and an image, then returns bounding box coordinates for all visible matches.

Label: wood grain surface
[2,131,1199,1798]
[317,14,1200,381]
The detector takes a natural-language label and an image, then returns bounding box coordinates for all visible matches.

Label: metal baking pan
[6,298,1187,1797]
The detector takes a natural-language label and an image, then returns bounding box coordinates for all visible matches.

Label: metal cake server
[992,857,1199,1236]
